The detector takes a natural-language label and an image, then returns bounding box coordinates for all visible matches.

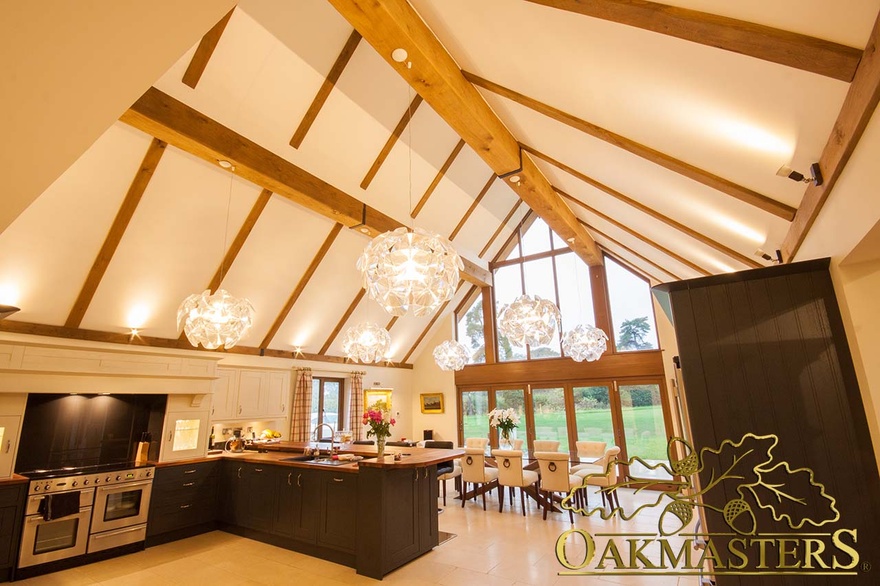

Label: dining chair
[464,437,489,450]
[534,451,582,522]
[512,438,524,450]
[492,449,539,516]
[571,441,607,472]
[532,440,561,452]
[573,446,621,509]
[425,440,461,506]
[460,447,499,511]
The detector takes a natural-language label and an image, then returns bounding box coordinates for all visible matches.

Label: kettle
[224,433,245,453]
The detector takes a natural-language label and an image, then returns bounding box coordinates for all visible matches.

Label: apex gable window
[606,257,659,352]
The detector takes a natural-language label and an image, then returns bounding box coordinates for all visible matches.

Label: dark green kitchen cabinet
[317,471,357,554]
[147,461,218,544]
[222,461,274,533]
[0,482,26,581]
[273,467,319,543]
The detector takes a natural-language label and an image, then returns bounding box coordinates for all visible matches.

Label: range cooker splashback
[15,393,166,473]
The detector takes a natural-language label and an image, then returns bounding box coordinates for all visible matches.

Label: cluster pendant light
[177,162,255,350]
[432,339,470,371]
[498,294,561,348]
[341,322,391,363]
[562,323,608,362]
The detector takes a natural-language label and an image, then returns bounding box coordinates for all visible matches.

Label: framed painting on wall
[420,393,444,414]
[364,388,392,410]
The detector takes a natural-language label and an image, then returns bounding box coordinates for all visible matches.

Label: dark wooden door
[240,464,275,532]
[655,259,880,584]
[318,472,357,553]
[274,467,318,543]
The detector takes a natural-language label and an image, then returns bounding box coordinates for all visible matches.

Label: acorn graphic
[659,499,694,535]
[668,438,699,476]
[723,498,757,535]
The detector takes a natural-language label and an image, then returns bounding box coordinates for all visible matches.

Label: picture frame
[420,393,444,414]
[364,388,393,411]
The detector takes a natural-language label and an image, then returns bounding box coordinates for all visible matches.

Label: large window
[311,377,343,438]
[606,257,659,352]
[456,295,486,365]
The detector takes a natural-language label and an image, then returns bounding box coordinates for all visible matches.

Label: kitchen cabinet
[221,461,275,533]
[356,465,437,579]
[147,461,218,544]
[274,467,318,543]
[0,482,26,581]
[0,416,21,479]
[211,368,290,422]
[318,471,358,554]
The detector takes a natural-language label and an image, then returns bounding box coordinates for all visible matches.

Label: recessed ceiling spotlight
[359,227,370,234]
[566,237,576,243]
[508,175,521,184]
[391,48,408,63]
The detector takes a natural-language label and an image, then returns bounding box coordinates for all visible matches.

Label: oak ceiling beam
[411,139,466,218]
[781,13,880,261]
[327,0,603,267]
[290,30,362,148]
[182,8,234,89]
[558,188,712,276]
[65,138,166,328]
[524,144,762,268]
[588,223,682,281]
[261,223,344,348]
[0,319,412,369]
[361,94,423,190]
[525,0,861,82]
[121,87,490,287]
[450,174,495,240]
[466,72,796,220]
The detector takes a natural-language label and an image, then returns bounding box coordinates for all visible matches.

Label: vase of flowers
[363,400,395,460]
[488,407,520,449]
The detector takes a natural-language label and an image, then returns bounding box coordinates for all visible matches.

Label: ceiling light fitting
[562,323,608,362]
[342,322,391,363]
[433,339,470,371]
[0,305,20,320]
[777,163,823,186]
[177,165,255,350]
[498,294,561,348]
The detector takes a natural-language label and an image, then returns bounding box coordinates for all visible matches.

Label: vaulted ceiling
[1,0,879,366]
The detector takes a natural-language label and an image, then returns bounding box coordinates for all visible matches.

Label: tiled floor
[16,485,705,585]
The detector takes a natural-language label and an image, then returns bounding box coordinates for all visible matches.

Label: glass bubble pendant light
[433,339,470,371]
[342,322,392,363]
[562,323,608,362]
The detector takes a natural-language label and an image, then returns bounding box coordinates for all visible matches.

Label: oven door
[91,480,152,533]
[19,507,92,568]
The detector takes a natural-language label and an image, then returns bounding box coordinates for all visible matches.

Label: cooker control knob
[83,479,89,485]
[34,485,40,491]
[94,478,100,484]
[145,470,152,477]
[44,483,51,491]
[72,481,78,487]
[105,476,111,483]
[116,475,121,481]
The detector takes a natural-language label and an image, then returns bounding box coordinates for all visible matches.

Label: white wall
[411,317,458,443]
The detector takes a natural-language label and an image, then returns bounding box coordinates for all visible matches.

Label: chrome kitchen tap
[312,423,336,455]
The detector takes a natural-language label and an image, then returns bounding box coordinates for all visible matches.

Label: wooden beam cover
[121,87,490,287]
[66,138,166,328]
[290,30,362,148]
[450,174,495,240]
[182,8,234,89]
[327,0,603,267]
[411,139,465,218]
[361,95,423,189]
[525,0,861,82]
[524,145,762,269]
[782,13,880,261]
[261,223,344,348]
[0,319,412,370]
[466,72,796,220]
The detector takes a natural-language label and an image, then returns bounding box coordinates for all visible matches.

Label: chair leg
[568,494,574,523]
[481,483,487,511]
[442,478,447,506]
[520,487,526,516]
[542,491,549,520]
[499,484,505,513]
[461,481,467,508]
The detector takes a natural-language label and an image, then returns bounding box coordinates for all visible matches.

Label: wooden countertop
[156,442,463,473]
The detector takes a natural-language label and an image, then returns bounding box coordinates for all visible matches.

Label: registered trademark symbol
[861,561,871,572]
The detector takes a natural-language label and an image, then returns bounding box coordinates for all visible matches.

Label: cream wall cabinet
[211,367,291,422]
[0,416,21,478]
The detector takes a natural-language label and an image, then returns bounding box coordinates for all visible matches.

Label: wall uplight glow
[709,213,766,245]
[713,118,794,157]
[126,304,151,329]
[0,283,21,307]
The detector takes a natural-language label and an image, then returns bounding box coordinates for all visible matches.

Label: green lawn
[464,405,668,460]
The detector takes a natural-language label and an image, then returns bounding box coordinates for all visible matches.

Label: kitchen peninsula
[149,443,463,580]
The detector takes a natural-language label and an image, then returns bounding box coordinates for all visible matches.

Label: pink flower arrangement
[363,400,395,440]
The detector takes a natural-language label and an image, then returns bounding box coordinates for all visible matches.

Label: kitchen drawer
[154,461,217,486]
[147,498,216,536]
[152,481,217,508]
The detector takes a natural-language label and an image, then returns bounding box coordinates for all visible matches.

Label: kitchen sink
[279,455,357,466]
[279,455,314,462]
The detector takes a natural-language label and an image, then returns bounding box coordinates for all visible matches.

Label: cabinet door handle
[297,473,302,488]
[4,440,9,454]
[211,406,215,415]
[168,431,173,442]
[287,472,292,486]
[238,405,242,414]
[281,403,285,413]
[414,470,418,482]
[255,468,263,473]
[183,482,194,487]
[333,477,344,483]
[183,469,197,474]
[180,504,192,509]
[424,468,428,479]
[237,467,242,479]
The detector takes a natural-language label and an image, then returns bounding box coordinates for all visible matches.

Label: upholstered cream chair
[571,441,607,473]
[574,446,621,509]
[512,438,524,450]
[533,440,561,452]
[534,451,582,522]
[492,449,539,516]
[464,437,489,450]
[460,447,499,510]
[425,441,461,506]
